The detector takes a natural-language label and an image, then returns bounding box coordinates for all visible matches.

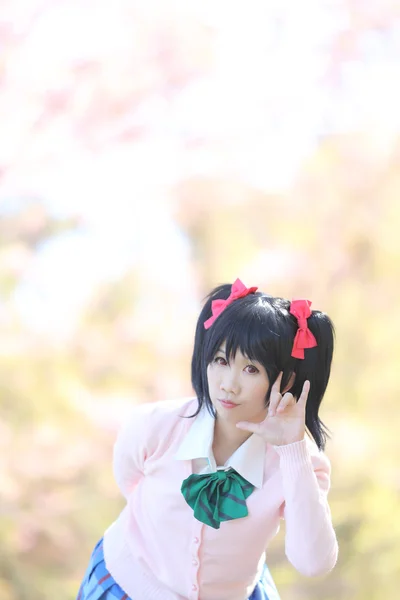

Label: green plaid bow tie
[181,468,255,529]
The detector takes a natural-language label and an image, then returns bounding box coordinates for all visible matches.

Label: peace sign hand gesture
[236,372,309,446]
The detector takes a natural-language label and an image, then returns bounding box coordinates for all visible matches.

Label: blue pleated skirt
[77,538,280,600]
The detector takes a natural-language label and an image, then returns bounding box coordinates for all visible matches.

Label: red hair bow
[204,278,258,330]
[290,299,317,359]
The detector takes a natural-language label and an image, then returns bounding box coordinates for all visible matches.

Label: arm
[274,438,338,577]
[112,404,152,500]
[236,375,338,576]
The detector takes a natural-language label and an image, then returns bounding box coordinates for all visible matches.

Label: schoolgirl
[77,279,338,600]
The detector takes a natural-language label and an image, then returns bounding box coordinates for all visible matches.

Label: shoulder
[305,436,332,491]
[305,436,331,467]
[272,436,332,484]
[114,397,198,463]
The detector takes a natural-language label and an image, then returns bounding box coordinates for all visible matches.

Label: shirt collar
[175,407,266,489]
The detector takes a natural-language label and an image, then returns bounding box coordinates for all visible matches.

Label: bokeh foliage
[1,2,400,599]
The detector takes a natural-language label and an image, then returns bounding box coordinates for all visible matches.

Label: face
[206,343,270,426]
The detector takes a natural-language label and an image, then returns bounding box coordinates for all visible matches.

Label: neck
[213,417,252,457]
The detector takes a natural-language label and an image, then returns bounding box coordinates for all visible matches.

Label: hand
[236,372,309,446]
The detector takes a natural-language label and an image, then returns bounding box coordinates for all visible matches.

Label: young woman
[77,278,338,600]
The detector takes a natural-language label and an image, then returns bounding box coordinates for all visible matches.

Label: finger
[236,421,263,434]
[268,396,281,417]
[297,380,310,410]
[268,372,283,416]
[277,392,295,412]
[271,371,283,394]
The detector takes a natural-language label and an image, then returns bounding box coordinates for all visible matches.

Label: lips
[219,399,238,409]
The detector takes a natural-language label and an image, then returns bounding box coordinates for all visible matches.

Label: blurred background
[1,1,400,599]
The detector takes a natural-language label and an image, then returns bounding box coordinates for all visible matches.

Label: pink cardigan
[103,397,338,600]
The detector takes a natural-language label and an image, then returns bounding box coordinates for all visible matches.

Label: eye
[245,364,259,374]
[214,356,227,366]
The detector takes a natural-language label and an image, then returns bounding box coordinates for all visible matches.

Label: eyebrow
[218,348,258,364]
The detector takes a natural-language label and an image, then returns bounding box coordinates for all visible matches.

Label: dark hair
[191,283,335,450]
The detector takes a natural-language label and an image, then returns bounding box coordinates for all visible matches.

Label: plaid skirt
[77,538,281,600]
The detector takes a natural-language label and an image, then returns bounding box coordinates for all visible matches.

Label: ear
[282,372,296,394]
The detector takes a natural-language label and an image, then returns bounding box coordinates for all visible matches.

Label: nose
[220,367,240,395]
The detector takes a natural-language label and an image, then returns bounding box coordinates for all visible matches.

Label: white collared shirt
[174,405,267,489]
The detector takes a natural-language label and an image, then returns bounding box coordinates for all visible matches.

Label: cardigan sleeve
[112,403,153,500]
[274,438,339,577]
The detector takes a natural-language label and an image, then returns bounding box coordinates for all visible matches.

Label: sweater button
[192,559,198,566]
[193,537,199,543]
[192,584,197,591]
